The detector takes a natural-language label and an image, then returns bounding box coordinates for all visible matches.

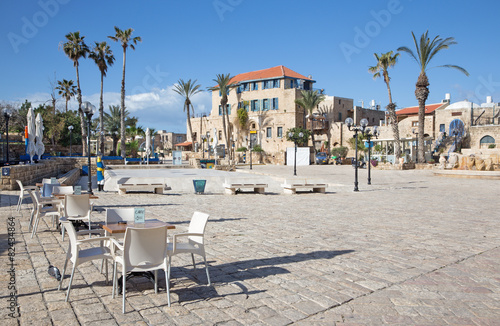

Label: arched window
[480,135,495,148]
[480,135,495,144]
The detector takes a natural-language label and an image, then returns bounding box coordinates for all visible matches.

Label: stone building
[155,130,187,152]
[189,65,385,163]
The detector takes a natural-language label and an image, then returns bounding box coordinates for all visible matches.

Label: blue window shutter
[277,79,280,88]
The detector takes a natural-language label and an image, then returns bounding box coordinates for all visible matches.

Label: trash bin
[193,180,206,194]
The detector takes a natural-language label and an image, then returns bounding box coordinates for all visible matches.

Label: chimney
[486,96,492,103]
[443,93,451,103]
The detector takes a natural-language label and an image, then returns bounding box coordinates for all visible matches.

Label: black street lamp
[3,108,11,165]
[345,117,368,192]
[68,125,74,157]
[83,101,96,194]
[365,125,379,185]
[288,131,304,176]
[412,129,418,163]
[200,135,206,159]
[452,129,459,152]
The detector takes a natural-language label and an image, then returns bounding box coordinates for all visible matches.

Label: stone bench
[117,177,171,195]
[223,178,268,195]
[281,179,327,194]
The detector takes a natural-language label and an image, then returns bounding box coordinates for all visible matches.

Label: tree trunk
[310,116,316,164]
[76,63,87,157]
[221,98,228,158]
[99,72,104,155]
[120,47,127,158]
[386,102,401,159]
[186,100,194,146]
[415,72,429,163]
[225,104,231,160]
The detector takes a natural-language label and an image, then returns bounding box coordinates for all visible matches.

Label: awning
[175,141,192,147]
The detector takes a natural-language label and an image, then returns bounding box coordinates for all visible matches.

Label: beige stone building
[189,65,385,163]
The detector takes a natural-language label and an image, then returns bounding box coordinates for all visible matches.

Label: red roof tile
[175,141,192,147]
[396,103,445,116]
[228,65,312,84]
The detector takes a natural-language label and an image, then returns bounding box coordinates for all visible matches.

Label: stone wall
[0,157,95,190]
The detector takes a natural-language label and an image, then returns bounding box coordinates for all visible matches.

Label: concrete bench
[117,177,171,195]
[281,179,327,194]
[223,178,268,195]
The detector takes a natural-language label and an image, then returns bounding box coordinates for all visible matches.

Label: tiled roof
[229,65,312,84]
[396,103,445,116]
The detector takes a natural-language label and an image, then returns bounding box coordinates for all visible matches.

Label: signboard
[2,167,10,177]
[172,150,182,165]
[74,186,81,195]
[286,147,310,166]
[134,208,145,224]
[364,141,374,148]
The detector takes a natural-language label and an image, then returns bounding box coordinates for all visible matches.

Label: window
[218,130,222,140]
[262,80,271,89]
[277,127,283,138]
[193,132,197,140]
[252,82,258,91]
[412,121,418,127]
[273,79,280,88]
[262,99,269,111]
[480,135,495,144]
[266,127,272,138]
[290,79,295,88]
[439,124,445,133]
[272,98,279,110]
[176,136,183,143]
[219,104,231,115]
[251,100,259,111]
[338,112,342,121]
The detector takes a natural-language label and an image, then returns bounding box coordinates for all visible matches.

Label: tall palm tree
[295,90,326,162]
[210,74,234,159]
[398,31,469,163]
[89,41,115,154]
[55,79,77,113]
[108,26,142,158]
[369,51,401,160]
[173,79,202,146]
[62,31,89,156]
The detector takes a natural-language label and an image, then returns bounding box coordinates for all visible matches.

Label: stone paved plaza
[1,165,499,325]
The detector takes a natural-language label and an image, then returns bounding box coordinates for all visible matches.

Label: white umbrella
[35,113,45,160]
[27,107,36,163]
[145,128,151,165]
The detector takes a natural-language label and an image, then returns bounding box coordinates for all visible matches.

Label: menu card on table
[51,177,57,184]
[74,186,81,195]
[134,208,145,224]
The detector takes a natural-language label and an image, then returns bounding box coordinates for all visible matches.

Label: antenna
[359,100,364,108]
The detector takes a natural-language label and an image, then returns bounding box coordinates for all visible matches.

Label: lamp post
[345,117,368,192]
[288,131,304,176]
[412,129,418,163]
[3,108,11,165]
[365,125,379,185]
[83,101,96,194]
[200,135,206,158]
[68,125,74,157]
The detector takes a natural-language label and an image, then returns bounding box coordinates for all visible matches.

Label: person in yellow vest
[96,155,105,191]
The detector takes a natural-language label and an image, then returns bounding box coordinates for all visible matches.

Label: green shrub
[252,144,264,152]
[236,147,247,152]
[488,144,496,149]
[331,146,348,158]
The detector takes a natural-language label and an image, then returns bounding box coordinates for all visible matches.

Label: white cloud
[22,85,213,133]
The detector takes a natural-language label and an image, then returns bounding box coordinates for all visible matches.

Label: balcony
[306,118,329,131]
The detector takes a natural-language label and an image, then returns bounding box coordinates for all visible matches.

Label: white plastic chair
[42,183,61,198]
[16,180,37,211]
[112,225,170,313]
[58,217,114,302]
[29,189,62,238]
[167,212,211,286]
[62,194,92,241]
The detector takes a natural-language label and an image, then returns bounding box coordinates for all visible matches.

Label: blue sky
[1,0,499,132]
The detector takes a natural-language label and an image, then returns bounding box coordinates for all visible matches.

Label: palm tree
[210,74,234,159]
[294,90,326,161]
[103,105,136,156]
[62,31,89,156]
[108,26,142,158]
[173,79,202,147]
[398,31,469,162]
[55,79,77,113]
[89,41,115,154]
[369,51,401,160]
